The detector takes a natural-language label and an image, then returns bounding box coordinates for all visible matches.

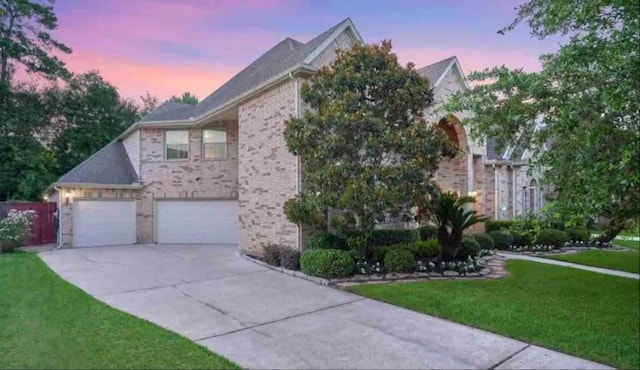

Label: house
[47,18,546,251]
[415,57,549,223]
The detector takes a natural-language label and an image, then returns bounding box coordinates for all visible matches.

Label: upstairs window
[165,130,189,160]
[203,127,227,159]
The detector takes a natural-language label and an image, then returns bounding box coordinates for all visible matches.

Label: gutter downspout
[291,72,302,251]
[493,164,498,220]
[53,185,62,249]
[511,164,516,218]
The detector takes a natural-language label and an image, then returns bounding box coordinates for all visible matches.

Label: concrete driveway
[39,244,609,369]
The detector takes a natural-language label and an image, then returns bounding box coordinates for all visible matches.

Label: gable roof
[486,137,505,160]
[195,18,352,117]
[55,141,139,186]
[140,101,196,123]
[417,57,456,87]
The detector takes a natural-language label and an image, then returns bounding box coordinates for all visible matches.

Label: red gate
[0,202,57,246]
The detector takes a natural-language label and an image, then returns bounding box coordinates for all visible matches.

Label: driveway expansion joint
[194,297,367,342]
[488,343,531,369]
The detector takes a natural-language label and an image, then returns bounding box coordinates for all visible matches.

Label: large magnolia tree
[283,40,453,241]
[447,0,639,240]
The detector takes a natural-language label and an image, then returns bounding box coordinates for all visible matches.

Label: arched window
[529,179,537,214]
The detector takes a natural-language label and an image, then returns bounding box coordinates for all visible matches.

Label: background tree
[284,40,453,248]
[446,0,639,241]
[169,91,198,105]
[0,0,72,86]
[138,91,159,119]
[0,81,57,200]
[49,71,138,175]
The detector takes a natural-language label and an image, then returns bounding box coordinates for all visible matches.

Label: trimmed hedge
[537,228,570,248]
[370,245,389,264]
[414,239,440,258]
[485,220,514,233]
[471,233,495,250]
[308,233,349,250]
[458,237,481,259]
[490,230,514,250]
[370,229,419,246]
[566,227,590,242]
[300,249,354,279]
[511,230,533,247]
[417,225,438,241]
[384,248,415,273]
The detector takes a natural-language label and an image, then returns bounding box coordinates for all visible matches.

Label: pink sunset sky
[48,0,561,102]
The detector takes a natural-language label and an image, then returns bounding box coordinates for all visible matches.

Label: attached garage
[73,200,137,247]
[154,200,239,244]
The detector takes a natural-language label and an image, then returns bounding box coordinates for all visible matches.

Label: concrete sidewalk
[499,252,640,280]
[40,244,611,369]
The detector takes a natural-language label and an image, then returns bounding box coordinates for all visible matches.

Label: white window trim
[164,130,190,161]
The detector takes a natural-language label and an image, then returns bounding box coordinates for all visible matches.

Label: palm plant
[431,192,487,261]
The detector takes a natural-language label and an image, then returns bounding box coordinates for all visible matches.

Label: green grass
[348,260,639,369]
[0,252,239,369]
[613,238,640,251]
[547,250,639,273]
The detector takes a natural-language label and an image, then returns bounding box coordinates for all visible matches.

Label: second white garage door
[155,200,239,244]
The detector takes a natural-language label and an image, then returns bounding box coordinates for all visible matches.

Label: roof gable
[194,18,358,118]
[57,141,139,185]
[140,101,196,123]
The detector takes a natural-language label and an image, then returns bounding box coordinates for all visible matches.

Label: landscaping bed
[244,251,509,286]
[0,252,238,369]
[347,259,640,369]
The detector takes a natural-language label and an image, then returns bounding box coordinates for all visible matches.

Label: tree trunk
[597,217,628,243]
[437,228,463,262]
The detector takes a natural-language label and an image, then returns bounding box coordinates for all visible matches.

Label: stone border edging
[240,252,510,287]
[506,246,629,257]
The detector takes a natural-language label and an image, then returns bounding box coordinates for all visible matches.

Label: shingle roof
[486,137,504,160]
[194,18,350,117]
[417,56,456,87]
[140,101,196,123]
[57,141,138,185]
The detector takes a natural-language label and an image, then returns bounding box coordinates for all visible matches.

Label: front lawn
[348,260,639,369]
[613,238,640,251]
[547,250,639,273]
[0,252,238,369]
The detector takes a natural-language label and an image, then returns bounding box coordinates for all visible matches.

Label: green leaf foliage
[300,249,354,279]
[283,40,452,234]
[446,0,639,241]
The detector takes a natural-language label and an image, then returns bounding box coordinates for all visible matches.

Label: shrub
[308,233,348,250]
[0,209,36,253]
[279,248,301,270]
[370,245,389,264]
[511,230,533,247]
[565,227,590,242]
[471,233,494,250]
[414,239,440,258]
[417,225,438,240]
[457,237,481,259]
[537,228,570,248]
[300,249,354,279]
[262,244,283,266]
[490,230,514,250]
[384,248,415,273]
[369,229,419,246]
[485,220,513,233]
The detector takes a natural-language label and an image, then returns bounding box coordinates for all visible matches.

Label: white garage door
[73,200,136,247]
[155,200,239,244]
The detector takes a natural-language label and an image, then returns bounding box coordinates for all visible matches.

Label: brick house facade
[48,18,546,250]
